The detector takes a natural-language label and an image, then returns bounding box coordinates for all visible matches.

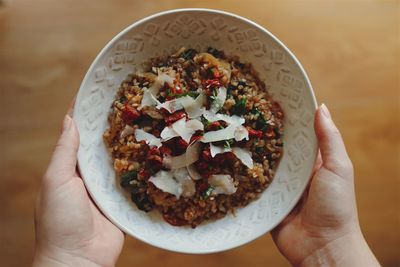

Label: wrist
[33,245,103,267]
[298,230,380,267]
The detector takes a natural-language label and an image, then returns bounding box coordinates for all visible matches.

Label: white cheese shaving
[156,98,182,113]
[163,140,201,170]
[160,126,179,141]
[172,168,196,197]
[139,89,160,110]
[203,110,245,126]
[134,129,162,148]
[201,124,237,143]
[149,171,181,198]
[163,153,186,170]
[120,125,135,139]
[208,174,237,195]
[234,125,249,141]
[187,164,202,180]
[209,143,232,157]
[209,144,253,169]
[156,93,205,118]
[171,118,203,143]
[148,168,195,198]
[148,71,175,95]
[181,93,205,118]
[232,147,254,168]
[210,87,227,113]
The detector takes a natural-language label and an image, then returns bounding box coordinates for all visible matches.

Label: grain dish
[103,47,284,227]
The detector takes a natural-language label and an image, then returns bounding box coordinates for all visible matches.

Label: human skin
[33,104,379,267]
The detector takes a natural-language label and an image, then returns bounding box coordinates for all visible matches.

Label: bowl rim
[74,8,318,254]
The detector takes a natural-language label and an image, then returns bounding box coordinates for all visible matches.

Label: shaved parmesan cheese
[163,141,201,170]
[232,147,254,169]
[185,141,201,166]
[209,143,232,157]
[134,129,162,148]
[172,118,203,143]
[148,71,175,95]
[120,125,135,138]
[201,124,237,143]
[187,164,202,180]
[203,110,245,126]
[172,168,196,197]
[149,171,181,198]
[210,87,227,113]
[156,93,205,118]
[181,93,205,118]
[163,153,186,170]
[149,169,196,198]
[160,126,179,141]
[139,89,160,110]
[208,174,237,195]
[234,125,249,141]
[156,98,182,113]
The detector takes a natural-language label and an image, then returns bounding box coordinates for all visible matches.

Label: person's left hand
[33,111,124,267]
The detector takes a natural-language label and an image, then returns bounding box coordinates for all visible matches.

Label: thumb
[44,115,80,185]
[314,104,353,177]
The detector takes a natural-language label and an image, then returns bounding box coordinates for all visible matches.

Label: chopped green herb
[227,84,235,97]
[207,47,223,58]
[255,146,264,154]
[201,116,211,128]
[202,186,215,199]
[131,191,153,212]
[180,48,197,60]
[251,107,269,131]
[224,139,234,149]
[232,97,247,115]
[120,170,138,188]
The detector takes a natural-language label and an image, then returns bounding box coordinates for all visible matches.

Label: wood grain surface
[0,0,399,266]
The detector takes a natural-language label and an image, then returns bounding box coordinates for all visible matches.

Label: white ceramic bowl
[74,8,317,254]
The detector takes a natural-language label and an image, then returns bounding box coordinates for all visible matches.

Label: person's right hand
[272,104,380,267]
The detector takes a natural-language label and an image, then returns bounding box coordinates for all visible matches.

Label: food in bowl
[103,47,284,228]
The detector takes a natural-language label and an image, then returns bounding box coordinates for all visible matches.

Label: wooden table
[1,0,399,266]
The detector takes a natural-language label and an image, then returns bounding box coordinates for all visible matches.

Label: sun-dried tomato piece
[162,214,187,226]
[159,145,172,156]
[176,138,189,150]
[146,155,163,172]
[138,168,150,180]
[164,111,186,125]
[122,104,141,123]
[247,127,263,138]
[147,147,160,156]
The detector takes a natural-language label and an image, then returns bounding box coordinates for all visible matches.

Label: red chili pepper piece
[138,169,150,180]
[203,79,221,90]
[122,104,141,123]
[196,179,209,194]
[207,121,221,130]
[201,148,212,161]
[172,79,183,94]
[247,127,263,138]
[147,147,160,156]
[162,214,187,226]
[164,111,186,125]
[190,134,203,143]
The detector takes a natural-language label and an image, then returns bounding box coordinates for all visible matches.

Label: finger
[67,95,77,118]
[45,115,80,184]
[311,151,323,177]
[314,104,353,177]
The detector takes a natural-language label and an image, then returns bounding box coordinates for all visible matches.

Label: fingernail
[62,115,72,132]
[320,104,331,119]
